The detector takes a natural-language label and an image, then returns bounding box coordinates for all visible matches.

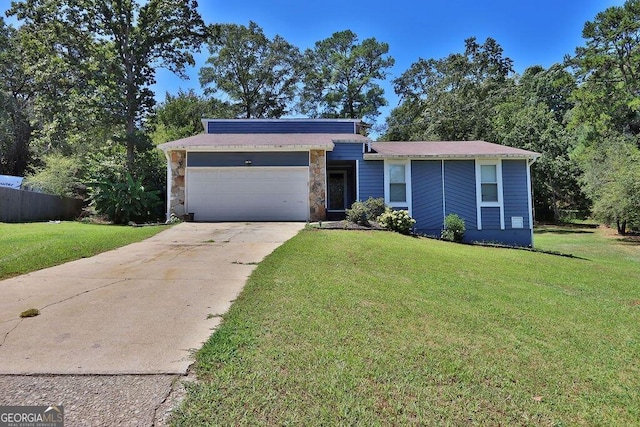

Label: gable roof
[158,133,369,152]
[365,141,540,160]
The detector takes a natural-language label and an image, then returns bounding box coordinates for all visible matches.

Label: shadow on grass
[535,228,595,235]
[616,237,640,246]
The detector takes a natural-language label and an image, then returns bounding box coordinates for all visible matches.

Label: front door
[327,171,347,212]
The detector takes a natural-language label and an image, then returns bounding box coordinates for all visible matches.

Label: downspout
[441,160,446,226]
[164,149,172,222]
[526,157,537,247]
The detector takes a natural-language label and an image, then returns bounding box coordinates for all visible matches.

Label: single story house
[158,119,540,246]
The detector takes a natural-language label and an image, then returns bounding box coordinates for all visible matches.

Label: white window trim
[355,159,360,201]
[384,160,412,214]
[475,159,504,230]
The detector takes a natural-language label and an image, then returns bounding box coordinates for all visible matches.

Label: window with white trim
[384,160,411,209]
[480,164,498,202]
[475,159,504,230]
[389,164,406,202]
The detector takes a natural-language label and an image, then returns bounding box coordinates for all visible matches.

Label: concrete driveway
[0,222,304,375]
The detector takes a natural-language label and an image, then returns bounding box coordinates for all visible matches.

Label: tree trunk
[617,219,627,235]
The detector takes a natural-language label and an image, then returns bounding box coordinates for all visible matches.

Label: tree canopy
[199,21,302,119]
[8,0,207,169]
[2,0,639,230]
[386,37,513,141]
[299,30,394,123]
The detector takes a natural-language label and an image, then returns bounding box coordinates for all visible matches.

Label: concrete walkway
[0,222,304,375]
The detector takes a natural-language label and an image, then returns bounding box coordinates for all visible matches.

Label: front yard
[172,225,639,426]
[0,221,168,279]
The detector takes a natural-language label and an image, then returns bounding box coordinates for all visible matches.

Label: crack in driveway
[0,278,128,349]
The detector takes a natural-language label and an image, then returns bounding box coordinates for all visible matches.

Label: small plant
[20,308,40,318]
[441,213,466,242]
[167,213,183,224]
[377,208,416,235]
[346,201,369,226]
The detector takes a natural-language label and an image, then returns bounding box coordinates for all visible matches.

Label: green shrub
[377,208,416,234]
[89,173,162,224]
[363,197,386,219]
[441,213,466,242]
[346,201,369,226]
[23,154,83,197]
[346,197,388,226]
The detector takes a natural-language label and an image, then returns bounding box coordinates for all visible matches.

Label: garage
[186,167,309,221]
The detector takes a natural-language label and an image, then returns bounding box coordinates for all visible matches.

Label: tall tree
[569,0,640,137]
[8,0,207,170]
[0,19,32,176]
[568,0,640,232]
[385,37,513,141]
[492,65,586,221]
[199,21,302,119]
[299,30,394,123]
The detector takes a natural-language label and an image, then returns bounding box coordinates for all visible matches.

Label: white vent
[511,216,524,229]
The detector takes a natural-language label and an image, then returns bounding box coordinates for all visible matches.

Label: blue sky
[2,0,626,127]
[155,0,625,126]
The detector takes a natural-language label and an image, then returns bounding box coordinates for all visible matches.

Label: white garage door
[186,167,309,221]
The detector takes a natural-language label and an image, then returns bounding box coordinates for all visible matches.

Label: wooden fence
[0,187,83,222]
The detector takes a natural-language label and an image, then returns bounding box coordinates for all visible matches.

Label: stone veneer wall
[309,150,326,221]
[169,150,186,217]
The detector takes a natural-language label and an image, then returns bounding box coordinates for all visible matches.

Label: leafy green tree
[386,37,513,141]
[575,134,640,233]
[199,21,302,119]
[151,89,232,144]
[23,153,83,197]
[8,0,207,170]
[299,30,394,123]
[567,0,640,232]
[0,19,33,176]
[492,65,587,221]
[569,0,640,137]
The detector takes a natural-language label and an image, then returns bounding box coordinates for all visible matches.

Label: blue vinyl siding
[187,151,309,167]
[502,160,530,229]
[207,120,357,134]
[359,160,384,200]
[411,160,444,234]
[328,142,364,161]
[480,207,501,229]
[443,160,477,230]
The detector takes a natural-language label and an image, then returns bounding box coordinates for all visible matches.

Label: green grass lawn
[0,221,168,279]
[172,226,640,426]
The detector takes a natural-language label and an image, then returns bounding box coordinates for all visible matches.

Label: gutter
[363,153,541,161]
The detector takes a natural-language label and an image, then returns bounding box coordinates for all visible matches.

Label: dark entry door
[328,171,347,211]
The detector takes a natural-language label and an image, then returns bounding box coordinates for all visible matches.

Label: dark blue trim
[187,152,309,167]
[206,120,357,134]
